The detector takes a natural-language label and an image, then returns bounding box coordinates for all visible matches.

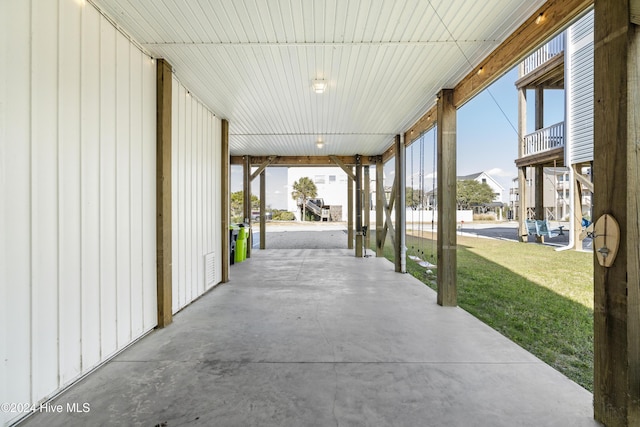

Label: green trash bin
[229,225,239,265]
[235,225,247,263]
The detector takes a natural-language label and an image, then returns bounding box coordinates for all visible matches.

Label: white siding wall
[171,77,223,314]
[566,10,594,165]
[1,1,157,425]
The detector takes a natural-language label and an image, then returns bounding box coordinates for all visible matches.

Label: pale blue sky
[232,66,566,209]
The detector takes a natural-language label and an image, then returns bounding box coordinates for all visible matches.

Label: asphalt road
[458,222,592,251]
[250,221,593,251]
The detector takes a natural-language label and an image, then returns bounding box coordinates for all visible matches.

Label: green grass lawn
[372,230,594,391]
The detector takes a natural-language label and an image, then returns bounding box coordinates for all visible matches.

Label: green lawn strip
[370,231,594,391]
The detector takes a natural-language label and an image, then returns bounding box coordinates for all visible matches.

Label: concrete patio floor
[21,249,598,427]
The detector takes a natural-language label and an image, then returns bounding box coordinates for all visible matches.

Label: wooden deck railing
[522,33,565,75]
[523,122,565,156]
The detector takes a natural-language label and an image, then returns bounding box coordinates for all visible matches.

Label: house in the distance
[425,171,505,216]
[287,167,349,221]
[508,167,574,221]
[457,172,504,203]
[456,172,505,217]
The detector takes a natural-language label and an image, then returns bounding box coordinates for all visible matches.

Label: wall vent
[205,252,216,288]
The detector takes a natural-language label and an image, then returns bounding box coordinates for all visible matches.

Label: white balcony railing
[522,33,565,75]
[523,122,564,156]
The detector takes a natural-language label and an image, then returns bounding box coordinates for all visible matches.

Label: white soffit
[91,0,546,156]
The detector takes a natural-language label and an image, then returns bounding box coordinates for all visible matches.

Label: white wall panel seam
[128,40,134,344]
[192,98,198,297]
[31,0,59,401]
[97,13,104,361]
[171,75,178,313]
[196,103,202,295]
[179,85,186,310]
[0,0,8,420]
[56,0,62,391]
[27,0,35,404]
[78,0,85,377]
[114,27,120,352]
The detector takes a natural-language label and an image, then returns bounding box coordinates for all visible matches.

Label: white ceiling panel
[91,0,546,156]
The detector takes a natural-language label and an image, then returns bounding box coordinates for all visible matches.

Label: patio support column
[347,170,354,249]
[572,165,583,250]
[260,170,266,250]
[534,87,545,243]
[394,135,406,273]
[221,119,230,283]
[535,87,544,130]
[364,165,371,252]
[517,86,528,242]
[156,58,173,328]
[376,156,384,256]
[243,155,252,258]
[355,155,363,257]
[593,1,640,425]
[436,89,456,306]
[535,166,545,243]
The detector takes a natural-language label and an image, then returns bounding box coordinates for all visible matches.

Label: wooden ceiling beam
[381,142,396,164]
[453,0,592,108]
[404,105,437,148]
[388,0,593,161]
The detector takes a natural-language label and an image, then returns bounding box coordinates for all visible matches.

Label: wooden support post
[347,170,354,249]
[436,89,457,306]
[155,58,173,328]
[364,165,371,253]
[394,135,406,273]
[518,167,528,241]
[243,156,252,258]
[593,1,640,425]
[355,155,363,257]
[329,155,356,180]
[533,86,545,243]
[573,166,583,250]
[535,87,544,131]
[221,119,230,283]
[260,170,266,250]
[250,156,277,181]
[517,87,528,242]
[535,166,545,243]
[376,156,384,257]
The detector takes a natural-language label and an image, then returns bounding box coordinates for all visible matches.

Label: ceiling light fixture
[316,138,324,149]
[477,67,484,76]
[312,79,327,94]
[535,13,544,24]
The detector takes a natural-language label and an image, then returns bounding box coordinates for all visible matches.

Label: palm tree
[291,177,318,221]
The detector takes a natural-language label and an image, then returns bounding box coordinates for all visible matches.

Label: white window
[314,175,325,184]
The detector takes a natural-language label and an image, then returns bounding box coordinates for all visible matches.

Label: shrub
[271,210,295,221]
[473,213,497,221]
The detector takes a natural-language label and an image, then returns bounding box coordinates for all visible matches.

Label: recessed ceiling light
[316,138,324,149]
[312,79,327,94]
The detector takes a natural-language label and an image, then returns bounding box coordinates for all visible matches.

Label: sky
[231,66,566,209]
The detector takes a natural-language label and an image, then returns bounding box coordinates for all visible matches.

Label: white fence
[405,209,473,225]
